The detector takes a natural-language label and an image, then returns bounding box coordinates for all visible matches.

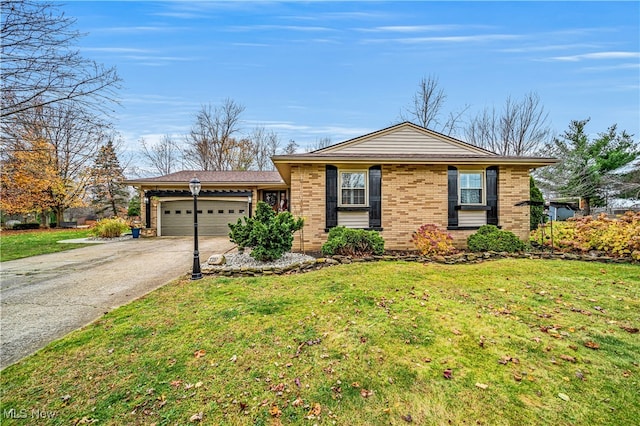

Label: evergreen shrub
[321,226,385,257]
[228,201,304,262]
[467,225,526,253]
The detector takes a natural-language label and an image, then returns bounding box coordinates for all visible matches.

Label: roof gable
[316,122,494,156]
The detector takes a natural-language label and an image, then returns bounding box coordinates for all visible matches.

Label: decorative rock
[207,254,226,265]
[198,248,637,278]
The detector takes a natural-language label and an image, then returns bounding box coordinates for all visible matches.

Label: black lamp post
[189,177,203,280]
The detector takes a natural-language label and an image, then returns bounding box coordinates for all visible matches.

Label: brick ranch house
[127,122,557,251]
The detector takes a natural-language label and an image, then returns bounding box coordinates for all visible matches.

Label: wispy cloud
[359,25,466,33]
[228,25,335,32]
[246,120,371,141]
[124,56,200,66]
[102,25,185,33]
[364,33,521,44]
[500,43,602,53]
[548,51,639,62]
[580,63,640,72]
[82,47,152,54]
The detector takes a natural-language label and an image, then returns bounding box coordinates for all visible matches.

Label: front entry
[263,190,289,212]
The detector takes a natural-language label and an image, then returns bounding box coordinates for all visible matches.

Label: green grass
[0,229,94,261]
[1,259,639,425]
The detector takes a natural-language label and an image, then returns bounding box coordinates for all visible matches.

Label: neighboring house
[127,122,557,250]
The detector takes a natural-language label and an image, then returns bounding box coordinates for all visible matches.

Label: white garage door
[161,200,248,236]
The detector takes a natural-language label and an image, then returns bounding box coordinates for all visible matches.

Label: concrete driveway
[0,236,235,370]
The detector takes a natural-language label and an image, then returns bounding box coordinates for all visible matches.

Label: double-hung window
[340,171,367,206]
[460,171,483,204]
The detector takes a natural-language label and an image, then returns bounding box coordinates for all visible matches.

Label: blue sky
[62,1,639,166]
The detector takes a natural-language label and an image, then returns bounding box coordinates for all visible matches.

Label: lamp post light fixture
[189,177,203,280]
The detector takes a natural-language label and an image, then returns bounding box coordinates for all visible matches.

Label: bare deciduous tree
[140,135,180,176]
[1,0,121,120]
[282,139,298,155]
[250,126,279,170]
[306,137,332,152]
[399,75,467,135]
[183,99,245,170]
[465,92,552,156]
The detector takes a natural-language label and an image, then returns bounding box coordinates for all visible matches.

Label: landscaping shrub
[321,226,385,257]
[12,223,41,230]
[467,225,526,252]
[228,201,304,262]
[411,224,456,256]
[91,217,130,238]
[530,212,640,259]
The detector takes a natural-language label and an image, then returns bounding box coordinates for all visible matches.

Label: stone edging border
[201,251,638,278]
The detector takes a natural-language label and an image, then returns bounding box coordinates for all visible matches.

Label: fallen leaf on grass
[294,377,301,387]
[351,382,360,388]
[308,403,321,416]
[620,325,639,334]
[292,397,304,407]
[498,356,519,365]
[560,354,577,363]
[443,369,453,379]
[269,405,282,417]
[557,393,570,402]
[475,383,489,389]
[360,389,374,398]
[452,329,462,335]
[513,373,523,382]
[584,341,600,350]
[193,349,206,359]
[401,413,413,422]
[270,383,286,392]
[189,412,203,422]
[74,418,99,425]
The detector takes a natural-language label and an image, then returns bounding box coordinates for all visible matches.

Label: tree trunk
[583,198,592,216]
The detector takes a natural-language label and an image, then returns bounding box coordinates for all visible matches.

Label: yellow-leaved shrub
[530,212,640,259]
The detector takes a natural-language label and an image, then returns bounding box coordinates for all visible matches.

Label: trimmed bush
[412,224,456,256]
[228,201,304,262]
[91,217,130,238]
[467,225,526,253]
[321,226,385,257]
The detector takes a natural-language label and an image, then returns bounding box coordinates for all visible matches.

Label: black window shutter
[369,165,381,228]
[326,165,338,229]
[448,166,458,227]
[486,166,499,225]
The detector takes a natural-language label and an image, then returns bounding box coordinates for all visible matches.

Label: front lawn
[0,228,93,262]
[1,259,638,425]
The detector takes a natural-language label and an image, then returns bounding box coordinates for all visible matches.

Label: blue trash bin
[132,228,141,238]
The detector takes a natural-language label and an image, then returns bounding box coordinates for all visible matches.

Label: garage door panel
[161,200,248,236]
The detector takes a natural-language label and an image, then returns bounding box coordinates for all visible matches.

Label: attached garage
[160,199,249,236]
[126,170,288,237]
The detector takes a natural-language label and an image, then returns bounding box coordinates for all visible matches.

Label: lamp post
[189,177,203,280]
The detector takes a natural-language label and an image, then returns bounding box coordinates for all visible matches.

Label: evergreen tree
[530,177,545,230]
[89,140,128,217]
[536,119,639,215]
